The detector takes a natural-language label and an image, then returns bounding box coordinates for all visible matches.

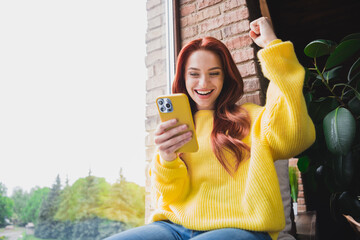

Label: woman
[105,17,315,240]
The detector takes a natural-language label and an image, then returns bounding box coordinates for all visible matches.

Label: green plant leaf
[348,57,360,84]
[325,39,360,69]
[297,155,310,173]
[348,96,360,116]
[322,66,343,81]
[333,152,354,190]
[304,39,337,58]
[340,33,360,43]
[289,166,298,202]
[308,97,340,123]
[323,107,356,155]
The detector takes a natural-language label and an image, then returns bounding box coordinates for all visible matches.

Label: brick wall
[145,0,167,221]
[145,0,267,222]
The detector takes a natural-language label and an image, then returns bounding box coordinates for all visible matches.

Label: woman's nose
[198,75,208,87]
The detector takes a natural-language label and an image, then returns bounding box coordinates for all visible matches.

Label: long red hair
[172,37,251,174]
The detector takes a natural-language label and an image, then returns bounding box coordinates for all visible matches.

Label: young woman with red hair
[105,17,315,240]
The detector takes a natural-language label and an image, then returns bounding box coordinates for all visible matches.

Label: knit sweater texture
[149,40,316,240]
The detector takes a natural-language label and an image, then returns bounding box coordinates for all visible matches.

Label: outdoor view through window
[0,1,147,239]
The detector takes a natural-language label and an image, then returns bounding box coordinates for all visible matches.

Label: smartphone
[156,93,199,153]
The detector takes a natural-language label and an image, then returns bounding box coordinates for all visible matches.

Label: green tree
[0,183,14,227]
[23,187,50,224]
[38,175,62,222]
[97,170,145,227]
[11,187,29,225]
[55,172,110,221]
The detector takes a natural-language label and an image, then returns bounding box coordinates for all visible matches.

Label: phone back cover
[156,93,199,153]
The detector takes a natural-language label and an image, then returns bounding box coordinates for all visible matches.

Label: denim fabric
[103,221,271,240]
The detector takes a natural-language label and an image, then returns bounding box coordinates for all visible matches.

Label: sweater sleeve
[257,40,316,160]
[148,153,190,209]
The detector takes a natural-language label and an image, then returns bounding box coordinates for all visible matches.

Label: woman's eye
[189,72,199,77]
[209,72,220,76]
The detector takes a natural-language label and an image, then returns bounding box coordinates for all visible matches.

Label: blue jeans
[103,220,271,240]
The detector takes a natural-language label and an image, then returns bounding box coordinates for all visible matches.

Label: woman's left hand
[249,17,277,48]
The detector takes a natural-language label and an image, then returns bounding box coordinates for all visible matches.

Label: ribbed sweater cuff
[159,156,183,168]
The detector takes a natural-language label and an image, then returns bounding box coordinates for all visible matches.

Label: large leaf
[348,96,360,116]
[340,33,360,43]
[297,155,310,173]
[323,107,356,155]
[325,39,360,69]
[308,97,339,123]
[332,152,354,190]
[304,39,337,58]
[322,66,343,81]
[348,57,360,83]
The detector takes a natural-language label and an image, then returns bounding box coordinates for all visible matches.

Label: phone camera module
[166,103,171,108]
[160,107,165,112]
[158,100,163,105]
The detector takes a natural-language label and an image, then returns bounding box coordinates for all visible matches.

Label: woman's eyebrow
[209,67,222,70]
[187,67,222,71]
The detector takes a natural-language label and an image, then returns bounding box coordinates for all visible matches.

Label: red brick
[198,0,222,10]
[224,7,249,25]
[289,158,298,167]
[239,91,262,105]
[225,35,253,51]
[298,198,306,205]
[224,0,246,11]
[243,77,261,92]
[222,20,250,38]
[182,26,199,39]
[232,48,254,63]
[237,61,256,78]
[199,16,224,32]
[181,14,197,28]
[298,191,304,198]
[196,6,221,22]
[180,0,195,4]
[298,184,304,191]
[297,204,307,213]
[180,3,196,17]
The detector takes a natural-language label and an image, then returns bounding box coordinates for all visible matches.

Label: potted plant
[297,33,360,239]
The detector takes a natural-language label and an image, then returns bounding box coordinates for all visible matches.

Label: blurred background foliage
[0,169,145,240]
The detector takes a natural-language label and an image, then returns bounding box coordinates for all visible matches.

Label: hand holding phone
[154,94,199,161]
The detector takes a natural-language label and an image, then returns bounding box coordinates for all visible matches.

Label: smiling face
[185,50,224,110]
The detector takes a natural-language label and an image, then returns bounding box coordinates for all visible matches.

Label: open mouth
[195,89,214,96]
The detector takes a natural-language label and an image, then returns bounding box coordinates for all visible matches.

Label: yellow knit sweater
[149,40,316,240]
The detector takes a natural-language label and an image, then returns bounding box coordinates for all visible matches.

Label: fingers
[155,123,188,145]
[158,131,192,155]
[154,119,177,135]
[154,119,193,158]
